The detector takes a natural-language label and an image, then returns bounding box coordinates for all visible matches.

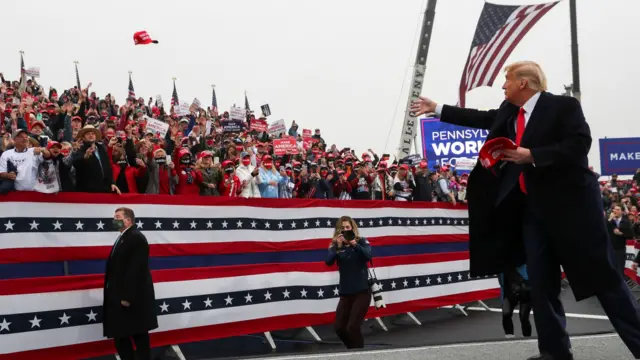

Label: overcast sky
[4,0,638,171]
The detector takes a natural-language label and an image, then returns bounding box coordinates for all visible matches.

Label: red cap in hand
[478,137,517,169]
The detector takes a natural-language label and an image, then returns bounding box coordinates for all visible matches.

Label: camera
[369,280,386,309]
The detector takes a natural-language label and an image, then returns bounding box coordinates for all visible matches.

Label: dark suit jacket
[608,217,633,250]
[440,92,618,301]
[72,142,114,193]
[102,228,158,338]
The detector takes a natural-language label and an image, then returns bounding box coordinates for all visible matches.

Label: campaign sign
[273,138,298,155]
[599,137,640,176]
[420,117,488,173]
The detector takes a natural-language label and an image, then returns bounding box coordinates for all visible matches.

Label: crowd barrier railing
[0,192,500,360]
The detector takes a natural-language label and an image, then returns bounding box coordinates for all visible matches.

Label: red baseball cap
[133,31,158,45]
[478,137,517,168]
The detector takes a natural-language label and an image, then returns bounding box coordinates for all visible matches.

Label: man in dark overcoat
[103,207,158,360]
[411,61,640,360]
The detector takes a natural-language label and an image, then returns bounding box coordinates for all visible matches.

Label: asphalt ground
[91,285,640,360]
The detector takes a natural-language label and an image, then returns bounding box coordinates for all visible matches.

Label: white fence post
[405,312,422,325]
[170,345,187,360]
[263,331,276,350]
[304,326,322,342]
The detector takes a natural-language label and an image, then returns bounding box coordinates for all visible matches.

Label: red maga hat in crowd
[479,137,517,168]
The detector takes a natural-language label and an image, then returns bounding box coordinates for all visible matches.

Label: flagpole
[73,61,81,89]
[569,0,581,102]
[395,0,437,159]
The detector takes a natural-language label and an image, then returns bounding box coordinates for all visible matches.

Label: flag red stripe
[484,3,556,88]
[3,289,498,360]
[0,252,470,295]
[0,234,469,264]
[0,191,466,210]
[473,5,539,89]
[467,7,526,91]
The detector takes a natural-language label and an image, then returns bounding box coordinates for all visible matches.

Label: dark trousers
[334,290,371,349]
[114,332,150,360]
[614,248,627,278]
[523,205,640,358]
[502,295,532,337]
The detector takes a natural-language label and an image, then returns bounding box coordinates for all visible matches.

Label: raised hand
[410,96,438,117]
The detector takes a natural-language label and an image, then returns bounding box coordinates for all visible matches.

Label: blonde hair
[504,61,547,92]
[329,216,361,248]
[195,157,212,170]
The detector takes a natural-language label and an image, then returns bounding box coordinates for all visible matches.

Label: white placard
[145,117,170,137]
[177,101,190,116]
[230,106,245,121]
[25,67,40,78]
[192,98,201,109]
[268,119,287,137]
[454,158,477,171]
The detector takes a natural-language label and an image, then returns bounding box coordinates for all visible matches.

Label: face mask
[242,159,251,166]
[206,140,214,146]
[286,170,292,176]
[264,163,273,169]
[320,170,328,177]
[155,157,167,164]
[225,168,234,173]
[112,219,125,230]
[342,230,355,241]
[117,159,127,166]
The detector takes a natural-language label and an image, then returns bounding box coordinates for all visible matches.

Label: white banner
[145,117,170,137]
[230,107,245,121]
[268,119,287,137]
[25,67,40,78]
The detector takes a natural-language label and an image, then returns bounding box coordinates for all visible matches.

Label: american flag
[211,85,218,113]
[0,192,498,359]
[458,1,559,108]
[19,53,25,75]
[128,73,136,99]
[75,62,81,89]
[18,53,26,95]
[171,79,179,107]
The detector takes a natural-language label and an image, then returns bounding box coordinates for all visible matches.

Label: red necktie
[516,108,527,194]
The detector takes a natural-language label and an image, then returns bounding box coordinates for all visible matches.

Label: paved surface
[248,334,635,360]
[91,285,640,360]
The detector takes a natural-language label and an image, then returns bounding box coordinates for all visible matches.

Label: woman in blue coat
[326,216,372,349]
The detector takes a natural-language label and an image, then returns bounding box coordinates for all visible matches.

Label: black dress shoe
[527,353,574,360]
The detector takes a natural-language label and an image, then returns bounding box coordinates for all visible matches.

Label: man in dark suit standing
[103,207,158,360]
[73,124,121,194]
[608,205,634,276]
[411,61,640,360]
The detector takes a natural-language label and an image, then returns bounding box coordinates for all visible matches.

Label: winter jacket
[326,238,373,296]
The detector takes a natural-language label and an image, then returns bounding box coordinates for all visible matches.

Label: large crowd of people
[1,74,639,214]
[0,75,472,203]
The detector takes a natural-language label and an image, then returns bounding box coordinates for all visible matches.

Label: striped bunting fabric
[0,192,499,359]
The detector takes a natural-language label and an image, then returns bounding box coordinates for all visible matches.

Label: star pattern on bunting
[0,216,469,233]
[0,270,494,334]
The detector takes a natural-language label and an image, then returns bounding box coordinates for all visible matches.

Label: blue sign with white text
[420,118,488,173]
[599,137,640,176]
